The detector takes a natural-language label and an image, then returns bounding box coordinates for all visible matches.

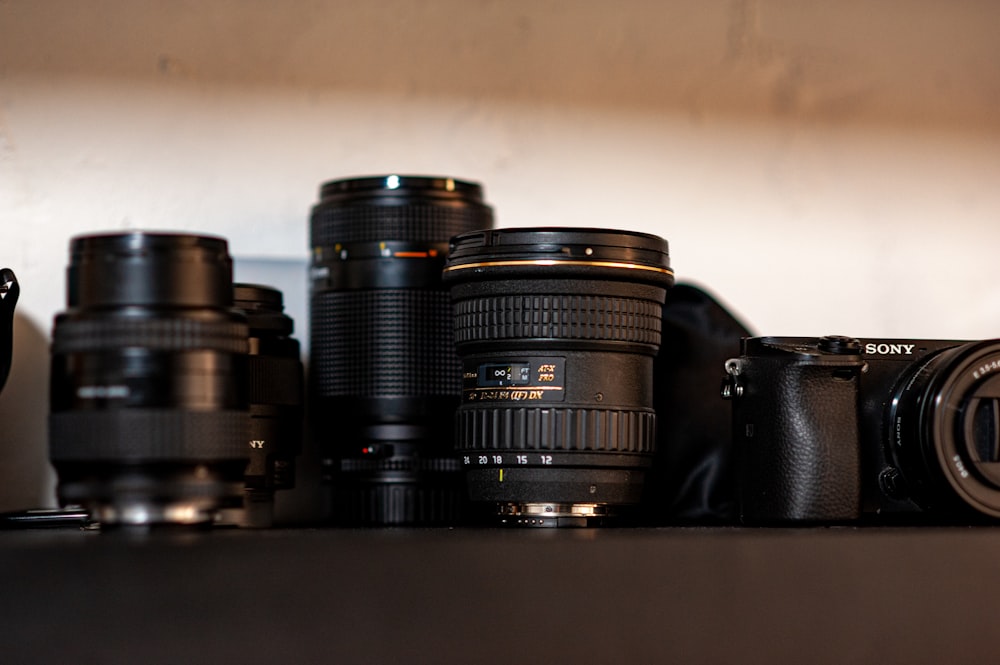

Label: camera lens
[309,175,494,524]
[890,340,1000,517]
[442,227,674,526]
[232,283,304,528]
[49,232,249,527]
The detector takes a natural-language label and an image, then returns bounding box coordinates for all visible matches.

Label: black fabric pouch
[643,283,753,524]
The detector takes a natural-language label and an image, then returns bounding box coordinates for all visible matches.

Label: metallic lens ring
[499,502,611,517]
[443,259,674,275]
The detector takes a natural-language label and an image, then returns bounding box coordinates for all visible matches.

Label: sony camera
[724,335,1000,523]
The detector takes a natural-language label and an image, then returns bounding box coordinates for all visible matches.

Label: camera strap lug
[721,358,744,399]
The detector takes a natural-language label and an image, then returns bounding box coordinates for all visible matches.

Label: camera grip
[734,358,862,522]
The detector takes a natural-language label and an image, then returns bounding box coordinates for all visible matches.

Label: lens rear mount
[57,461,246,528]
[498,502,615,528]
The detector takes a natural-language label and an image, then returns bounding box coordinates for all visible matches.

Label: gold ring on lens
[442,259,674,275]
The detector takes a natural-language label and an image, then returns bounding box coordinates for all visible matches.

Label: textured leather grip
[735,356,862,522]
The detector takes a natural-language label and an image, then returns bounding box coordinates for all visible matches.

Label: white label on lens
[77,385,130,399]
[973,358,1000,380]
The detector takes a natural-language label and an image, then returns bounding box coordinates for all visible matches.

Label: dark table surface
[2,525,998,664]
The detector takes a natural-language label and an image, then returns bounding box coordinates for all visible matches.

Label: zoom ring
[453,295,662,344]
[310,289,459,396]
[456,406,656,454]
[311,205,485,246]
[49,410,248,461]
[52,318,249,354]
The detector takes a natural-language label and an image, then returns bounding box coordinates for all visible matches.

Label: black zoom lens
[49,233,249,527]
[443,227,674,527]
[233,283,303,527]
[890,340,1000,518]
[309,175,494,524]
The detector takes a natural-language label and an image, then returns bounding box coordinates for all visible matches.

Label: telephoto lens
[231,283,304,528]
[443,228,674,527]
[49,232,250,527]
[309,175,494,524]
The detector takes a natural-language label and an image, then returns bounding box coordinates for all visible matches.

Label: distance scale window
[462,358,565,403]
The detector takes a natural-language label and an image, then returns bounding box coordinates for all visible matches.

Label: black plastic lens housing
[49,232,249,527]
[889,340,1000,517]
[309,175,494,524]
[233,283,304,527]
[442,227,674,526]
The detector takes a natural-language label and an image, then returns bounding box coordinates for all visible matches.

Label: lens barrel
[49,232,249,527]
[443,227,674,526]
[890,340,1000,517]
[232,283,304,527]
[309,175,494,524]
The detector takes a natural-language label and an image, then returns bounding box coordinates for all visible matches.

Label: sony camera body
[725,336,1000,523]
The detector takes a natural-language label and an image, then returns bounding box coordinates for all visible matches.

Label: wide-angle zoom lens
[890,340,1000,517]
[309,175,494,524]
[442,227,674,526]
[49,232,249,527]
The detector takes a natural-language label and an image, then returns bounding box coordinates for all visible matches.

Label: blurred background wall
[1,0,999,510]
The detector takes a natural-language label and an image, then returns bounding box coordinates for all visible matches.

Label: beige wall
[2,0,1000,338]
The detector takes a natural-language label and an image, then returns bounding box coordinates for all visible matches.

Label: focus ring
[456,406,656,454]
[453,295,662,344]
[310,289,459,397]
[248,355,302,406]
[49,410,248,461]
[341,456,461,473]
[311,205,489,246]
[52,318,249,354]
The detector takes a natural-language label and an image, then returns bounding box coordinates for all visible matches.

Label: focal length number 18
[463,454,554,465]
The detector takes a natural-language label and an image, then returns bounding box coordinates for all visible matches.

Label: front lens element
[443,227,674,526]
